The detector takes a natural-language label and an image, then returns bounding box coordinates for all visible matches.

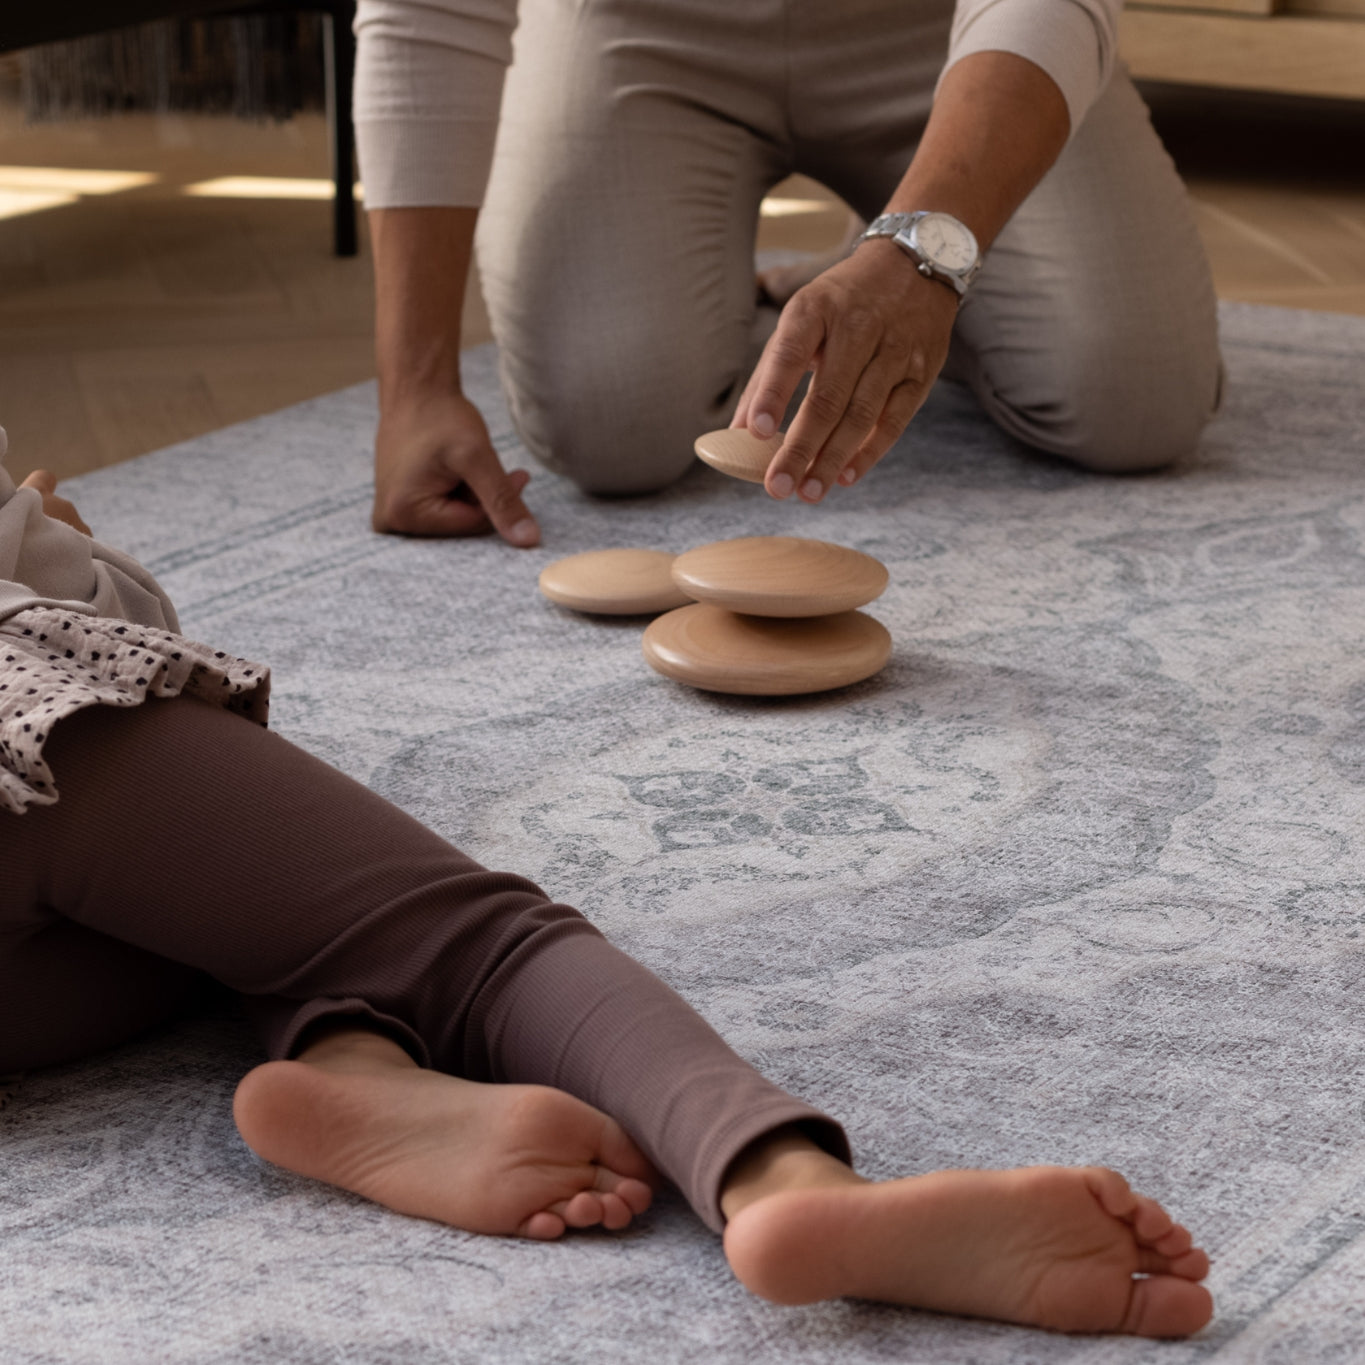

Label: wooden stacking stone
[538,442,898,697]
[671,536,888,617]
[539,548,692,615]
[693,427,782,484]
[643,604,891,696]
[644,534,893,696]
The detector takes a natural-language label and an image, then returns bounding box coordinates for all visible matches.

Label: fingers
[372,394,542,546]
[20,469,57,495]
[744,299,826,446]
[53,497,93,537]
[779,344,923,501]
[19,470,93,535]
[764,306,882,499]
[378,461,538,545]
[461,459,540,548]
[736,252,955,502]
[835,380,929,489]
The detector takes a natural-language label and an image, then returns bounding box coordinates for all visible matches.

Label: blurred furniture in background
[1121,0,1365,101]
[0,1,357,254]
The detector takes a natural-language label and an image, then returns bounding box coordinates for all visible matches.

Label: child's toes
[1152,1222,1193,1258]
[612,1176,654,1216]
[598,1191,634,1231]
[1135,1243,1209,1282]
[520,1209,567,1240]
[1169,1246,1211,1281]
[1085,1166,1136,1219]
[1129,1194,1175,1243]
[1124,1273,1214,1338]
[554,1190,607,1228]
[1137,1248,1179,1276]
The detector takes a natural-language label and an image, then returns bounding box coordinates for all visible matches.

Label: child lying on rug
[0,430,1211,1339]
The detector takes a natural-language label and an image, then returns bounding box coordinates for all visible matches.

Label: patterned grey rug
[4,303,1364,1364]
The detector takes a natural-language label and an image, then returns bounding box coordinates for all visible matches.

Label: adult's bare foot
[720,1135,1211,1337]
[233,1029,656,1239]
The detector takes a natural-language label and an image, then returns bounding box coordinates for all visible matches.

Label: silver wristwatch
[858,211,982,298]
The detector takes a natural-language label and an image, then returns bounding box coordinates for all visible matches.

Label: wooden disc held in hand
[693,428,782,483]
[642,603,892,696]
[671,536,889,617]
[539,549,693,615]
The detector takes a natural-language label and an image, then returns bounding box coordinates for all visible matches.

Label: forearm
[367,206,539,544]
[882,51,1070,250]
[370,206,477,408]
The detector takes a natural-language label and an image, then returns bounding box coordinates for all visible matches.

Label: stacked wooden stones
[536,429,892,697]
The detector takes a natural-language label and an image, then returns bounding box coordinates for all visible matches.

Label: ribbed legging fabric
[0,696,847,1230]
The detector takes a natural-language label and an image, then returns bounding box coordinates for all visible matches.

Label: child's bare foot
[721,1134,1211,1337]
[233,1029,656,1239]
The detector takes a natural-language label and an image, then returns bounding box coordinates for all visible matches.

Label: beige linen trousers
[476,0,1221,494]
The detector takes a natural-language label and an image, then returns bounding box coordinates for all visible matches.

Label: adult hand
[732,241,959,503]
[20,469,92,536]
[373,390,541,546]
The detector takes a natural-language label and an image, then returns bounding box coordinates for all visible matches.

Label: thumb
[467,463,540,548]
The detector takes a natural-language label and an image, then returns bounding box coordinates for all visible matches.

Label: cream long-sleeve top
[0,431,179,632]
[353,0,1122,209]
[0,429,269,813]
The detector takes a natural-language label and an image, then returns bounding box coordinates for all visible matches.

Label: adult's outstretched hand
[372,390,541,546]
[733,239,960,504]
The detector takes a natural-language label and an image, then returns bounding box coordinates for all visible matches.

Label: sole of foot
[234,1058,656,1240]
[722,1164,1212,1337]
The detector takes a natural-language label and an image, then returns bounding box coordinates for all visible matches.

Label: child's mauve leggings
[0,695,848,1230]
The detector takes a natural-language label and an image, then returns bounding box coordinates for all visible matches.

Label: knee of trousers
[495,316,743,496]
[972,322,1224,475]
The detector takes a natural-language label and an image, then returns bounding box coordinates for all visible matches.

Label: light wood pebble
[671,536,889,617]
[642,603,892,696]
[539,548,693,615]
[693,427,783,483]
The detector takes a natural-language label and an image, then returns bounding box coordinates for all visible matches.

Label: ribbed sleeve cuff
[355,117,500,208]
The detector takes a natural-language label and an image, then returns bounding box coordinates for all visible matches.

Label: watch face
[912,213,978,274]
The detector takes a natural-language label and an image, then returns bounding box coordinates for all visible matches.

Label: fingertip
[752,411,776,439]
[767,471,794,500]
[21,469,56,494]
[506,516,541,548]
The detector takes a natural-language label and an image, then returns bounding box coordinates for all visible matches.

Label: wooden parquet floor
[0,75,1361,486]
